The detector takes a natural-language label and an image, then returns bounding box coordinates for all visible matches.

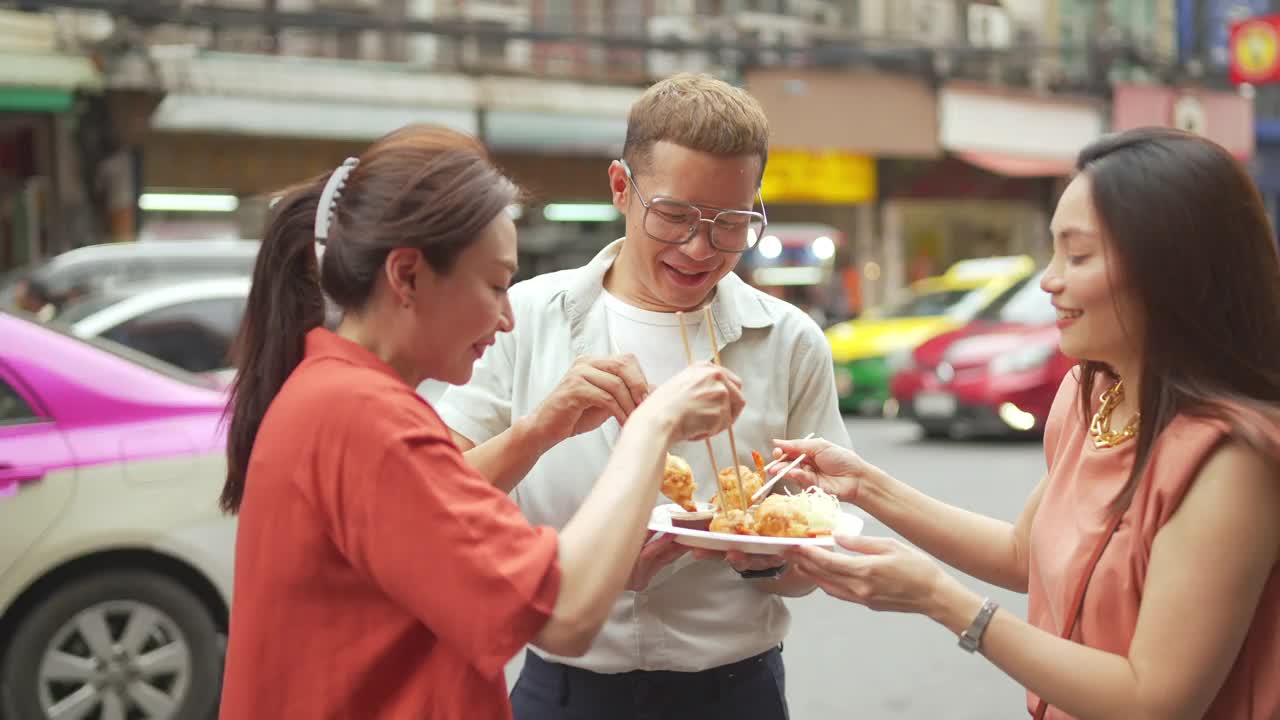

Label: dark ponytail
[220,124,520,514]
[221,181,328,513]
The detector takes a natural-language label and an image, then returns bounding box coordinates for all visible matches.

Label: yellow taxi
[826,256,1037,414]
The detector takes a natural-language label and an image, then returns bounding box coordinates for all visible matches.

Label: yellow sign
[761,150,877,205]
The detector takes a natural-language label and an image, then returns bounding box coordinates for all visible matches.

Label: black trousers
[510,646,789,720]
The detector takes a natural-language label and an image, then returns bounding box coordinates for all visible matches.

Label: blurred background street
[1,0,1277,718]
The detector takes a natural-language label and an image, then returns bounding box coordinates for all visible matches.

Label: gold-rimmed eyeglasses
[620,159,767,253]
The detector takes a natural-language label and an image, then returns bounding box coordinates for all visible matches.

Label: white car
[56,277,251,378]
[0,312,234,720]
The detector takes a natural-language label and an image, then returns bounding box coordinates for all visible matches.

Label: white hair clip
[314,157,359,244]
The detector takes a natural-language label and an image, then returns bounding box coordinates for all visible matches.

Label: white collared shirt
[436,240,850,673]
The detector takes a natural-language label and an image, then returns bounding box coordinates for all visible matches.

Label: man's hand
[691,548,816,597]
[626,533,691,591]
[691,548,785,573]
[532,355,651,447]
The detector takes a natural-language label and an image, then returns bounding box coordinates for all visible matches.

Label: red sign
[1229,14,1280,85]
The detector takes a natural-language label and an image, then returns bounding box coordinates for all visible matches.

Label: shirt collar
[564,239,775,346]
[304,327,404,383]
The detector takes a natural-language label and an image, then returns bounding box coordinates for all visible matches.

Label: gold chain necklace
[1090,380,1140,449]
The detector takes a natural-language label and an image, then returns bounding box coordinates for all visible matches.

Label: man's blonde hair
[622,73,769,180]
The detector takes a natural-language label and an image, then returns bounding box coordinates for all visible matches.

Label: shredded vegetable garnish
[787,486,842,532]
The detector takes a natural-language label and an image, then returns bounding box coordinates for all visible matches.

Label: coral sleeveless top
[1026,371,1280,719]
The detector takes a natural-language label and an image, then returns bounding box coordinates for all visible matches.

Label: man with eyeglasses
[437,73,849,720]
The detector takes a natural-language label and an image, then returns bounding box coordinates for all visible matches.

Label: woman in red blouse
[217,125,744,720]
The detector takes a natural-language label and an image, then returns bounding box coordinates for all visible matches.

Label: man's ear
[608,160,630,214]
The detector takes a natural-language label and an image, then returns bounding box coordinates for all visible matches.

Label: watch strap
[738,563,787,580]
[958,598,999,653]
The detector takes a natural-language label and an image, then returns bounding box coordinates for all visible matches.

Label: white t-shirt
[600,289,714,387]
[437,240,851,673]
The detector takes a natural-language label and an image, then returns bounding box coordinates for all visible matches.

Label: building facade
[3,0,1251,314]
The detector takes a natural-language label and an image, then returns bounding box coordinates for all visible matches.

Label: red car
[890,271,1075,438]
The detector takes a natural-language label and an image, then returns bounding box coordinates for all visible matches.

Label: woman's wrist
[628,403,680,447]
[926,572,984,634]
[851,464,894,511]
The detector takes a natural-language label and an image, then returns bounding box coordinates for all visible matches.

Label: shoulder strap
[1032,510,1124,720]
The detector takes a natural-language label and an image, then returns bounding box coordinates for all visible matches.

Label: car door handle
[0,463,45,484]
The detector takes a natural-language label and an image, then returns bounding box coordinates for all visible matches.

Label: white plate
[647,504,865,556]
[914,391,957,418]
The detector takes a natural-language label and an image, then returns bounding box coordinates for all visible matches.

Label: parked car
[889,270,1074,438]
[824,255,1037,415]
[55,276,250,379]
[0,311,233,720]
[0,239,259,318]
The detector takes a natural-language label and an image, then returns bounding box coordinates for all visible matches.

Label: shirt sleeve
[435,329,516,446]
[327,408,561,678]
[786,320,853,448]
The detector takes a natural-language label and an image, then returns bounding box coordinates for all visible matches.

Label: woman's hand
[786,532,953,616]
[769,437,885,505]
[640,363,745,443]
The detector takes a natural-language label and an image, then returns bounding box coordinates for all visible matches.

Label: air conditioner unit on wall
[429,1,530,72]
[968,3,1012,49]
[732,12,810,66]
[893,0,955,47]
[787,0,842,28]
[647,14,715,78]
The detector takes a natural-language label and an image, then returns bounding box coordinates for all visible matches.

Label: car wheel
[1,569,222,720]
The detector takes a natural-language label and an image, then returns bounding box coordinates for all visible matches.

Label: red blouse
[219,329,561,719]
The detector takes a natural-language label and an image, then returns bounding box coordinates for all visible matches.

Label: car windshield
[53,292,127,325]
[6,310,223,390]
[883,288,974,319]
[977,271,1055,325]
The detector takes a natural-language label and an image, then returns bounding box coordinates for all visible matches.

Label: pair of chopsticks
[751,431,816,503]
[675,306,748,512]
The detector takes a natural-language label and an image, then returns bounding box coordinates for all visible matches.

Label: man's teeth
[671,267,703,277]
[1057,308,1083,319]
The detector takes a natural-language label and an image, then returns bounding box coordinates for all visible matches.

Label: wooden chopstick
[676,311,724,511]
[762,432,816,472]
[751,453,807,504]
[702,306,749,512]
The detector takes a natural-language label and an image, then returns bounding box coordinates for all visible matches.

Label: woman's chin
[444,360,476,386]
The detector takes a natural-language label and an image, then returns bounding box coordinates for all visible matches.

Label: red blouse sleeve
[324,402,562,678]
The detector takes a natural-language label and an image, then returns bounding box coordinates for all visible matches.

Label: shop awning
[0,51,101,112]
[956,150,1077,178]
[151,93,479,140]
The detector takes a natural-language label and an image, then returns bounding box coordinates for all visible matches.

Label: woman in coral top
[216,125,744,720]
[775,127,1280,719]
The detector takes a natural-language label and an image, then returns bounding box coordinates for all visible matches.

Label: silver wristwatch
[958,598,999,653]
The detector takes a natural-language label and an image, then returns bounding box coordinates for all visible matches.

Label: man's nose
[679,221,718,262]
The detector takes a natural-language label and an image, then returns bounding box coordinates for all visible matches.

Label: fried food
[710,465,763,513]
[711,488,842,538]
[662,454,698,512]
[753,495,813,538]
[709,508,757,535]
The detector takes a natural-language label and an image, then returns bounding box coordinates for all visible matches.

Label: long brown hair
[221,125,519,513]
[1074,127,1280,513]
